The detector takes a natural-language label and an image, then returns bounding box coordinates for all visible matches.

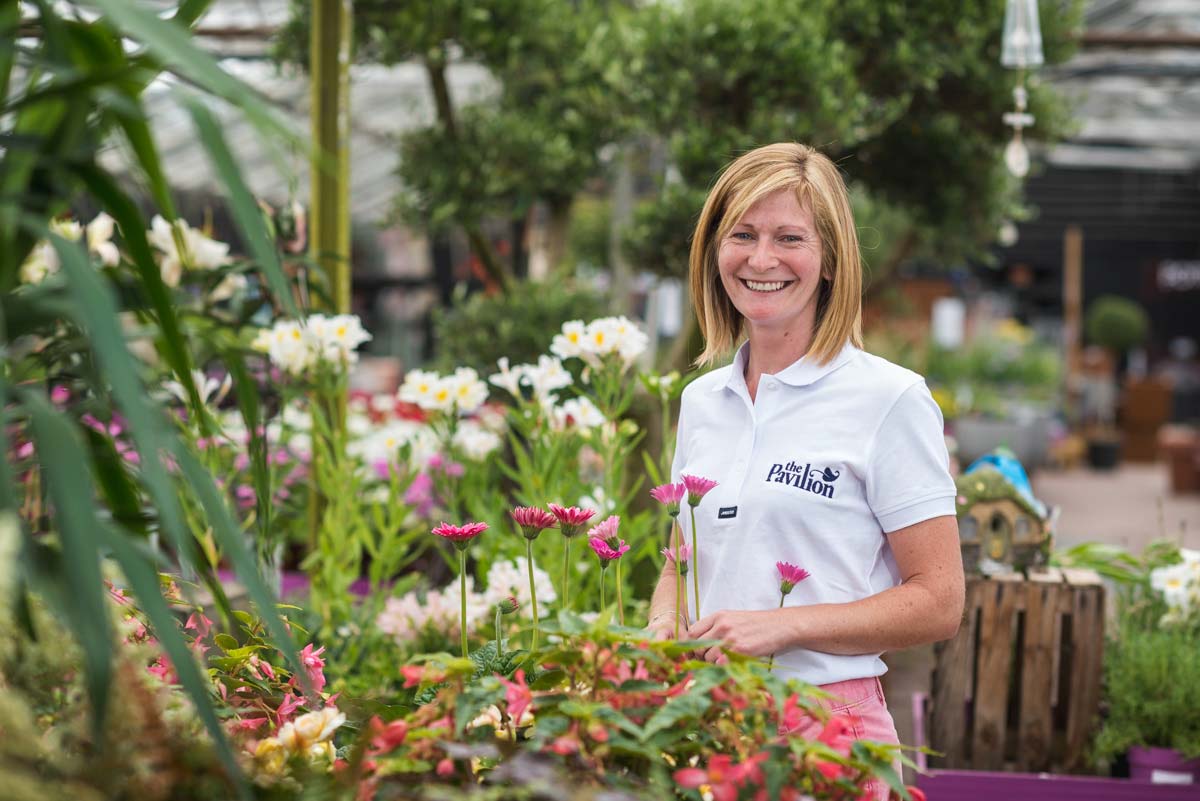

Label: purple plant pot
[1128,746,1200,785]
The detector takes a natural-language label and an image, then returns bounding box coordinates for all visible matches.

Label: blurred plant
[1085,295,1150,358]
[432,279,607,374]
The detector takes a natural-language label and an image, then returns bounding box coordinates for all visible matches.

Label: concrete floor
[881,461,1200,780]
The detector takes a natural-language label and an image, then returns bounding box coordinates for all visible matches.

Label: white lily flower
[86,212,120,266]
[163,369,232,407]
[146,215,230,287]
[452,419,502,460]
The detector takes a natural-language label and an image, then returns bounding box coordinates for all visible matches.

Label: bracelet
[648,611,687,626]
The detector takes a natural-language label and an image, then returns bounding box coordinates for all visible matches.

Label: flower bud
[497,596,520,616]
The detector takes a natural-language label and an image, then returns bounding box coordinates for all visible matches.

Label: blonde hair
[688,142,863,367]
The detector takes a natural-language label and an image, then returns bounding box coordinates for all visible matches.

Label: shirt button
[766,382,778,391]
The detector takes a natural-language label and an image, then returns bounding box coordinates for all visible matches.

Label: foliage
[866,320,1061,419]
[432,279,608,374]
[1084,295,1150,355]
[278,0,1083,300]
[1,0,311,790]
[1054,542,1200,761]
[335,613,911,800]
[1092,619,1200,761]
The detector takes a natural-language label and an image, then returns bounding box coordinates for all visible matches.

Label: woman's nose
[748,239,778,271]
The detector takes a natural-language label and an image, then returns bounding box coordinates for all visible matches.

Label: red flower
[275,692,303,725]
[432,521,488,551]
[435,757,455,777]
[681,473,718,506]
[674,752,767,801]
[547,503,596,538]
[294,642,327,695]
[649,482,686,517]
[511,506,557,540]
[775,561,811,595]
[498,668,533,723]
[368,716,409,754]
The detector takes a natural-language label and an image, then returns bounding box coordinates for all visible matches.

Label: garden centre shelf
[927,568,1105,774]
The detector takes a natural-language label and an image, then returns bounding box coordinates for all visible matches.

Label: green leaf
[640,687,712,742]
[20,389,113,734]
[184,95,298,317]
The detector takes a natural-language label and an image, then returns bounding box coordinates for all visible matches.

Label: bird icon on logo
[820,467,841,483]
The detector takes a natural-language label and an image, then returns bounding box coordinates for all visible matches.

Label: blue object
[964,447,1047,519]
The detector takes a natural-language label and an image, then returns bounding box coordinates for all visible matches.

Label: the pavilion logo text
[765,461,841,499]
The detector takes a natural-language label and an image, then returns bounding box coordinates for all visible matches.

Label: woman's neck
[743,324,814,397]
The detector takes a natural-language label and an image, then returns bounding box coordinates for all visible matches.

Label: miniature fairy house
[955,450,1053,575]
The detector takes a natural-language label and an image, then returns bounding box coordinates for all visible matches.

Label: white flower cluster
[251,314,372,376]
[375,557,556,646]
[486,356,605,432]
[550,316,649,368]
[19,214,120,284]
[1150,548,1200,623]
[398,367,489,415]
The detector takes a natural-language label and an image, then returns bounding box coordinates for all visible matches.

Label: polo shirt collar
[715,340,857,393]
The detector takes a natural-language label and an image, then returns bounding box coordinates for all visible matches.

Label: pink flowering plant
[333,614,916,801]
[586,515,629,611]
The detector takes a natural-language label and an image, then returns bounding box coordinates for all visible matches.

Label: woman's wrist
[648,610,687,626]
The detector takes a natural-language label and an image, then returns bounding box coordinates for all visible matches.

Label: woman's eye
[781,235,803,243]
[732,232,754,241]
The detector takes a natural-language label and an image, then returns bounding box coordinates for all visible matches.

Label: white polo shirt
[672,341,956,685]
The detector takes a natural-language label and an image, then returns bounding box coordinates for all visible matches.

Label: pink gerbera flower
[511,506,557,540]
[547,503,596,539]
[681,473,718,507]
[649,482,686,517]
[661,543,691,576]
[588,534,630,563]
[776,561,811,595]
[432,521,489,551]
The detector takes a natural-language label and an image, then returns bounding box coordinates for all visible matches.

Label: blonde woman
[646,143,965,796]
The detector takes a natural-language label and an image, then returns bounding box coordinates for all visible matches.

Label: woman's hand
[687,609,787,664]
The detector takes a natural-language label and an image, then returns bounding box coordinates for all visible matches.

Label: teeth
[745,280,787,292]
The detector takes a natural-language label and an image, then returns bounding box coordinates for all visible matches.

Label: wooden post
[310,0,352,315]
[1063,225,1084,423]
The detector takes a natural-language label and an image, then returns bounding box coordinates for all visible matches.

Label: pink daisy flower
[548,503,596,538]
[776,561,811,595]
[661,543,691,576]
[649,482,686,517]
[511,506,557,541]
[681,473,718,507]
[432,521,489,551]
[588,535,630,563]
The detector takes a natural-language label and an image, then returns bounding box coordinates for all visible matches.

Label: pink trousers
[814,676,902,801]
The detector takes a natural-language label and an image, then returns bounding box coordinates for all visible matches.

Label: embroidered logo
[765,461,840,499]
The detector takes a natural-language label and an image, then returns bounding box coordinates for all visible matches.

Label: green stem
[562,538,570,611]
[673,519,682,640]
[526,539,539,653]
[767,592,785,671]
[600,565,607,612]
[690,505,700,622]
[495,606,503,658]
[615,557,624,626]
[459,550,468,659]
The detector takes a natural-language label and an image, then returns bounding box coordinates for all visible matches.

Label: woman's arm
[645,559,688,638]
[687,515,964,661]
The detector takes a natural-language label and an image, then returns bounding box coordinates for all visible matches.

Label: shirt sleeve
[866,380,957,533]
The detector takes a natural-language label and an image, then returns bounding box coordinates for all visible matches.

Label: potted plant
[1092,547,1200,783]
[1082,296,1149,470]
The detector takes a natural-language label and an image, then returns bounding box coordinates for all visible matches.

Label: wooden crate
[929,568,1105,773]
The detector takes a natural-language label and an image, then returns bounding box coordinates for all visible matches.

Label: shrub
[1085,295,1149,355]
[432,279,608,374]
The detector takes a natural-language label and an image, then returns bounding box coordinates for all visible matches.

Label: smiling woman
[645,143,965,801]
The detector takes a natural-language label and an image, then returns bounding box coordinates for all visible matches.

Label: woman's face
[716,188,826,339]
